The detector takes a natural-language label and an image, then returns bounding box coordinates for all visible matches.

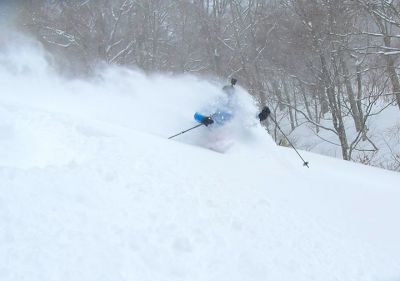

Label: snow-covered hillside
[1,34,400,281]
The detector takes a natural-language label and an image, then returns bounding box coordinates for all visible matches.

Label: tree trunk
[272,81,284,110]
[282,80,295,131]
[383,35,400,111]
[321,54,349,160]
[340,54,363,132]
[386,55,400,111]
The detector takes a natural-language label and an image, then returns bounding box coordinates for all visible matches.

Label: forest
[14,0,400,171]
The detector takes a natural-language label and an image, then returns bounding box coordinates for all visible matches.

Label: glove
[258,106,271,121]
[201,116,214,126]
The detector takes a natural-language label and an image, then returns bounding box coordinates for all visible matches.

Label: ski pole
[269,115,309,168]
[168,123,204,139]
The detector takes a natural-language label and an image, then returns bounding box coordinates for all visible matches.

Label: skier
[194,78,238,127]
[194,78,271,126]
[168,79,271,147]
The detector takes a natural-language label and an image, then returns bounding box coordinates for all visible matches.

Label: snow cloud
[0,31,264,154]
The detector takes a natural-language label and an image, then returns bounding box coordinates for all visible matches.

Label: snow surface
[1,33,400,281]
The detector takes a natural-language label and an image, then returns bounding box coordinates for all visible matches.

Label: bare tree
[15,0,400,169]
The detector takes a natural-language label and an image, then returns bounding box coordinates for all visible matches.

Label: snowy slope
[1,34,400,281]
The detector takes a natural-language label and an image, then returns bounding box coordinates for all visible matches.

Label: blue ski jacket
[194,85,238,126]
